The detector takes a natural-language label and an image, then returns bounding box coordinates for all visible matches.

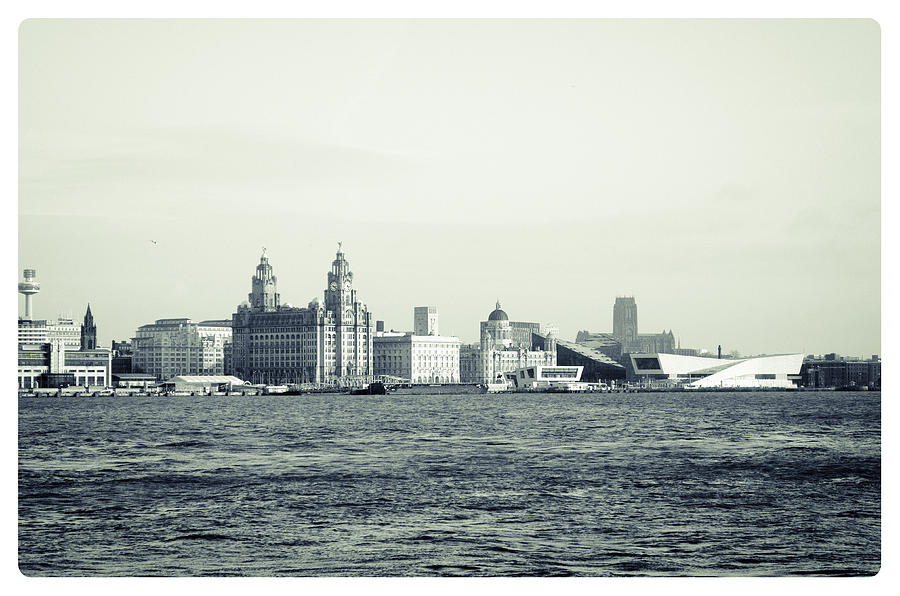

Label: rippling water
[18,391,880,576]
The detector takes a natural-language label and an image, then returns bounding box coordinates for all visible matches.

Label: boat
[350,382,387,395]
[480,381,513,394]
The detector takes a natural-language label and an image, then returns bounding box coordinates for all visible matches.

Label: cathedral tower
[613,296,638,346]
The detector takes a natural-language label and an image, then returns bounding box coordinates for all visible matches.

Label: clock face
[344,280,351,291]
[329,281,337,291]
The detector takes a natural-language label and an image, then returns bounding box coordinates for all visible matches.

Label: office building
[132,318,233,380]
[231,247,374,385]
[18,340,111,389]
[373,332,461,384]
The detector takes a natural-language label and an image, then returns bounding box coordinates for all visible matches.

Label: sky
[17,18,881,356]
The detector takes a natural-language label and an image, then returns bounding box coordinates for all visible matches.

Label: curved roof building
[627,353,804,389]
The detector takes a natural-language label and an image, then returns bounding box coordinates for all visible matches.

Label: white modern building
[501,365,586,391]
[627,353,804,389]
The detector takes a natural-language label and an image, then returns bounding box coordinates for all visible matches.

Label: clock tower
[322,243,372,382]
[249,248,279,312]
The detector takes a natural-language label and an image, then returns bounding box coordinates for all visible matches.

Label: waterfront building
[231,247,374,385]
[81,304,97,349]
[549,337,626,383]
[574,331,623,361]
[374,332,461,384]
[414,306,439,336]
[462,302,556,383]
[162,375,247,393]
[500,365,586,391]
[111,340,133,374]
[801,355,881,389]
[132,318,233,380]
[459,344,482,383]
[625,353,804,389]
[17,340,111,389]
[112,373,157,389]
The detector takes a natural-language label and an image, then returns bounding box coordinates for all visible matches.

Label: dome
[488,300,508,321]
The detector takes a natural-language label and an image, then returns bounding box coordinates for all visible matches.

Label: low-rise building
[17,340,112,389]
[162,375,247,393]
[374,332,461,384]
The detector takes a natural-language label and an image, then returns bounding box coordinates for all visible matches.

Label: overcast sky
[18,19,880,356]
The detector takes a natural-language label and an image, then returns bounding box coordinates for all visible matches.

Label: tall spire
[81,303,97,350]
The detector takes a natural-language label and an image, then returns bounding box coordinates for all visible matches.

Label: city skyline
[18,19,880,357]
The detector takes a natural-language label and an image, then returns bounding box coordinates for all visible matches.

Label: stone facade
[132,318,232,380]
[464,302,556,383]
[231,248,374,385]
[373,332,460,384]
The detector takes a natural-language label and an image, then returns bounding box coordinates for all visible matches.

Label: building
[162,375,247,393]
[132,318,233,380]
[501,365,586,390]
[550,337,626,383]
[582,297,678,358]
[414,306,439,336]
[112,373,157,389]
[373,332,461,384]
[459,344,482,383]
[625,353,804,389]
[574,331,623,361]
[613,296,638,346]
[81,304,97,349]
[18,316,83,349]
[461,302,556,384]
[231,247,374,385]
[111,340,133,374]
[374,309,461,384]
[801,355,881,389]
[18,340,112,389]
[16,270,111,389]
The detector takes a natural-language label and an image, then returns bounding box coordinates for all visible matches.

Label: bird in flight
[150,240,158,245]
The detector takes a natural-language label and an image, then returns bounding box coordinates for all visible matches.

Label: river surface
[18,391,880,576]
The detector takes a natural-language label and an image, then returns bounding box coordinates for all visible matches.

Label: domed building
[459,301,557,384]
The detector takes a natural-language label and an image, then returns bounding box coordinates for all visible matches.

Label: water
[18,391,880,576]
